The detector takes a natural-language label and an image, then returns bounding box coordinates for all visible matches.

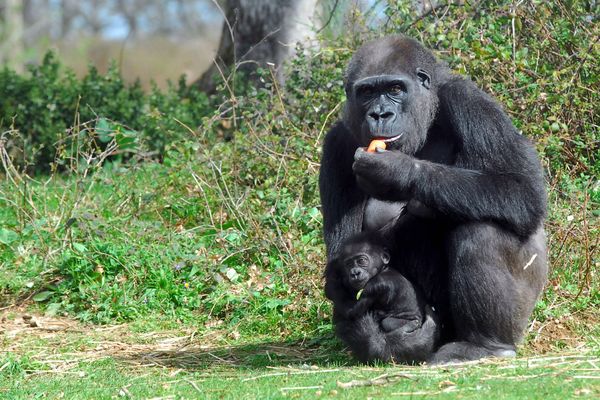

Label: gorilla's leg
[380,316,420,333]
[389,310,440,364]
[430,223,547,364]
[335,313,392,363]
[430,341,516,364]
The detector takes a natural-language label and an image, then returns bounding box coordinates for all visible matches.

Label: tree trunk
[194,0,320,93]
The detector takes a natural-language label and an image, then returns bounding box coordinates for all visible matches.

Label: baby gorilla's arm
[345,274,390,319]
[346,294,376,319]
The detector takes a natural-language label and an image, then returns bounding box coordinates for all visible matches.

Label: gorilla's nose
[350,268,363,279]
[368,110,395,121]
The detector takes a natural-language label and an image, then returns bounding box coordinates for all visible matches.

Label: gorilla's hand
[353,147,416,200]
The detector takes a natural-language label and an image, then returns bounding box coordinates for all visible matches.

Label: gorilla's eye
[357,86,375,97]
[357,256,369,266]
[416,68,431,89]
[389,84,405,94]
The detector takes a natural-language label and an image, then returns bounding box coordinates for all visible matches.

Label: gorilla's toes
[428,341,517,365]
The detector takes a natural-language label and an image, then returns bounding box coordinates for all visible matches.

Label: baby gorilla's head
[339,234,390,290]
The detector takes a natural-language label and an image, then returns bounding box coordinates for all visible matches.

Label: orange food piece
[367,140,387,153]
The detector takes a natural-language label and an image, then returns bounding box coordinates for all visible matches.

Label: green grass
[1,318,599,400]
[3,358,599,399]
[0,152,597,397]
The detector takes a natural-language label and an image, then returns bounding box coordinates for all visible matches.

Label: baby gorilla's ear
[381,249,390,265]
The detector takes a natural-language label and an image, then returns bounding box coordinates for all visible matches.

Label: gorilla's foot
[427,341,516,365]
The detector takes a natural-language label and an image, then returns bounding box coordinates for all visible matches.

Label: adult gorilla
[319,35,548,364]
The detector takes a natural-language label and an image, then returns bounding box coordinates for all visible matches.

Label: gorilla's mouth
[382,134,404,144]
[349,278,368,290]
[371,133,404,148]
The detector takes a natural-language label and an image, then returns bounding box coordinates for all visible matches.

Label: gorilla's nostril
[368,111,394,121]
[350,268,362,278]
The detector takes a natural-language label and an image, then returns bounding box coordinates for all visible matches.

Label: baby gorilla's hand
[346,299,370,320]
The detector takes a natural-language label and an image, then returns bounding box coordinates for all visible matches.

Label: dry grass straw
[3,310,599,382]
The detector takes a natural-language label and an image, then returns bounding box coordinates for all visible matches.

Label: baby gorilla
[335,234,426,333]
[325,232,440,363]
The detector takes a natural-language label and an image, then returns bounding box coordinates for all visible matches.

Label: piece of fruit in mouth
[367,139,387,153]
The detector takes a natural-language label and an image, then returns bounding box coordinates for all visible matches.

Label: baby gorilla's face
[342,253,378,290]
[341,242,390,290]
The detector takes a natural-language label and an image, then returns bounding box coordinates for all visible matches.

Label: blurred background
[0,0,226,89]
[0,0,390,89]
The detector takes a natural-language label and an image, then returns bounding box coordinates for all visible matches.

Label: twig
[574,187,596,300]
[280,385,323,392]
[523,253,538,270]
[511,0,525,66]
[242,368,341,382]
[337,372,413,389]
[317,0,341,34]
[314,101,342,148]
[210,0,234,46]
[184,379,203,394]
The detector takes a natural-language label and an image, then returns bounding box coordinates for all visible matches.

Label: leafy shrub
[0,52,211,170]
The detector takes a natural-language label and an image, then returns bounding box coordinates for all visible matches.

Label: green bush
[0,52,211,170]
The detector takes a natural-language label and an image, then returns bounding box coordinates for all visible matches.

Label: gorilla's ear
[381,249,391,265]
[416,68,431,90]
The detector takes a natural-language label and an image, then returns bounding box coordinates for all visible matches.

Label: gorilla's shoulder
[322,122,357,157]
[324,122,351,143]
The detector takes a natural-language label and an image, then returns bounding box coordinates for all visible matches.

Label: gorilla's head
[343,36,449,155]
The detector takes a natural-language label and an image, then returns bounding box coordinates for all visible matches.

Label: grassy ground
[0,157,598,399]
[0,155,597,398]
[2,311,599,399]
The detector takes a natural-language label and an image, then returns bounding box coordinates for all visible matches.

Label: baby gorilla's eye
[357,256,369,266]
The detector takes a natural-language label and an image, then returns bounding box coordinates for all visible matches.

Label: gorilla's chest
[361,130,453,231]
[363,198,436,231]
[363,198,406,231]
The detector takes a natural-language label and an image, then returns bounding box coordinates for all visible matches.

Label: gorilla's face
[340,242,390,291]
[343,36,442,155]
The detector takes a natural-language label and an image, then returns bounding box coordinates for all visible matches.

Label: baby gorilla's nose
[350,268,363,279]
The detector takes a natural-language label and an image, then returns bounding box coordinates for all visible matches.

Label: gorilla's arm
[319,123,366,260]
[353,78,546,237]
[346,275,395,319]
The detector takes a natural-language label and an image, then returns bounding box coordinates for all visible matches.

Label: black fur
[325,232,440,363]
[319,36,548,364]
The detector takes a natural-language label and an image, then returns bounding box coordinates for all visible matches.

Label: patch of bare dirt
[2,305,598,375]
[1,308,329,374]
[524,308,599,355]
